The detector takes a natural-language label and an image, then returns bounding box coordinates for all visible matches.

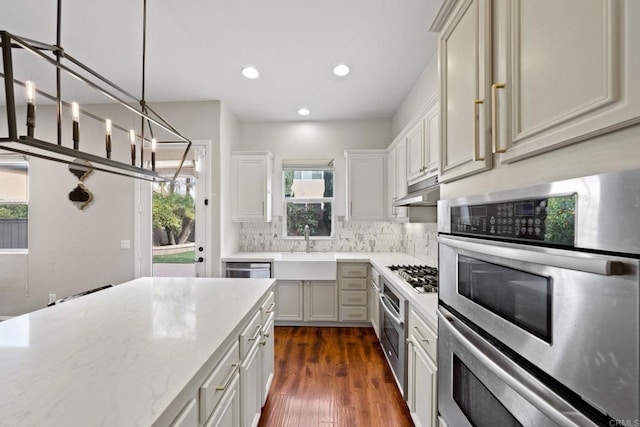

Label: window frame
[282,165,334,240]
[0,159,29,252]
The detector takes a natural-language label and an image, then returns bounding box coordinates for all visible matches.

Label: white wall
[392,53,439,138]
[0,101,222,316]
[239,119,392,217]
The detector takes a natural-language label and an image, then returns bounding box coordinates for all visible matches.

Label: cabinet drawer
[199,341,240,423]
[340,278,367,290]
[340,263,368,278]
[170,398,198,427]
[239,310,262,358]
[260,291,276,322]
[340,306,368,322]
[409,308,437,361]
[340,290,367,306]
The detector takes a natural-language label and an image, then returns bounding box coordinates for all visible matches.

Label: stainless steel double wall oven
[437,169,640,426]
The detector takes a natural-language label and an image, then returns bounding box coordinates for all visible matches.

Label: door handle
[491,83,506,154]
[195,257,204,263]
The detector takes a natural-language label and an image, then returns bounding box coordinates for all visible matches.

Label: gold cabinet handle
[215,363,239,391]
[491,84,506,154]
[473,99,485,161]
[248,324,262,341]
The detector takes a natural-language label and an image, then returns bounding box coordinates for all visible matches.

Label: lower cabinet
[240,342,262,427]
[368,271,380,338]
[305,281,338,321]
[407,307,438,427]
[162,288,274,427]
[260,314,275,406]
[275,280,337,322]
[204,375,240,427]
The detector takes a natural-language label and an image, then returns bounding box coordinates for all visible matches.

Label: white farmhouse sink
[274,253,337,280]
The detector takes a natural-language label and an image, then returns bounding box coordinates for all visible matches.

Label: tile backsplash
[239,217,438,266]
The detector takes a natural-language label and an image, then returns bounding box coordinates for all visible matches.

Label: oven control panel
[450,195,575,245]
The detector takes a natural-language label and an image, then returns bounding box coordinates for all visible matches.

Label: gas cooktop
[388,265,438,293]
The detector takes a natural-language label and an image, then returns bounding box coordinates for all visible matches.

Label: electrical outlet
[120,240,131,249]
[49,293,57,304]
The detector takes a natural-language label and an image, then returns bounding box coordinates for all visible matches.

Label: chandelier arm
[55,0,62,145]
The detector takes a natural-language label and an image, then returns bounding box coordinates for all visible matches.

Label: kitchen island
[0,277,275,427]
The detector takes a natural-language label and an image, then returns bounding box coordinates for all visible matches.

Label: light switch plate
[120,240,131,249]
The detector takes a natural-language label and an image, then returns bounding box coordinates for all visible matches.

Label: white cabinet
[231,152,273,222]
[274,280,337,322]
[492,0,640,164]
[305,280,338,321]
[368,269,380,338]
[274,280,303,321]
[406,307,438,427]
[345,150,387,221]
[407,342,437,427]
[407,101,440,185]
[338,263,369,322]
[170,399,198,427]
[203,375,240,427]
[388,140,408,221]
[432,0,640,179]
[240,342,261,427]
[259,314,275,406]
[434,0,493,183]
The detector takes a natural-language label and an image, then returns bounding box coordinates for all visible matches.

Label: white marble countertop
[0,277,275,427]
[223,251,438,329]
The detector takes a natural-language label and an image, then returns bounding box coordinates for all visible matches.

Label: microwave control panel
[450,194,575,246]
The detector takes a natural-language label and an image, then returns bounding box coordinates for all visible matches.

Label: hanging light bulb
[130,130,136,166]
[151,138,157,171]
[105,119,112,159]
[71,102,80,150]
[25,81,36,137]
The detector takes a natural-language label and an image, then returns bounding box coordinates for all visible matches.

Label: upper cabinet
[493,0,640,163]
[345,150,387,221]
[388,140,408,221]
[231,152,273,222]
[407,99,440,185]
[432,0,640,180]
[435,0,493,183]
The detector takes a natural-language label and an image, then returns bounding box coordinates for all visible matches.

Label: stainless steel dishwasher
[224,262,272,278]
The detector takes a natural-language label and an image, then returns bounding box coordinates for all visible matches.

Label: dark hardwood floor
[258,326,414,427]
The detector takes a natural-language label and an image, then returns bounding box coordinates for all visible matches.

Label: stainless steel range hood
[393,175,440,207]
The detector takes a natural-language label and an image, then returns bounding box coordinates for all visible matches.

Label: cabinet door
[495,0,640,163]
[407,341,438,427]
[395,140,409,220]
[231,154,272,222]
[305,281,338,321]
[424,103,440,176]
[439,0,492,183]
[240,343,262,427]
[260,315,275,406]
[204,374,240,427]
[274,281,303,321]
[407,120,426,182]
[368,282,380,338]
[347,154,386,221]
[387,147,397,219]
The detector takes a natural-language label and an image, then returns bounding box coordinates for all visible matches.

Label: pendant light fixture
[0,0,192,182]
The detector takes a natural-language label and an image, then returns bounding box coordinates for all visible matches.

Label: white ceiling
[2,0,441,122]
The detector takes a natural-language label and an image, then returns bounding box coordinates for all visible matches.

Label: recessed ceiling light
[333,64,350,77]
[298,108,310,116]
[241,66,260,79]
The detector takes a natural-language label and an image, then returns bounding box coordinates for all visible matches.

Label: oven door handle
[438,236,623,276]
[438,308,598,427]
[379,294,404,327]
